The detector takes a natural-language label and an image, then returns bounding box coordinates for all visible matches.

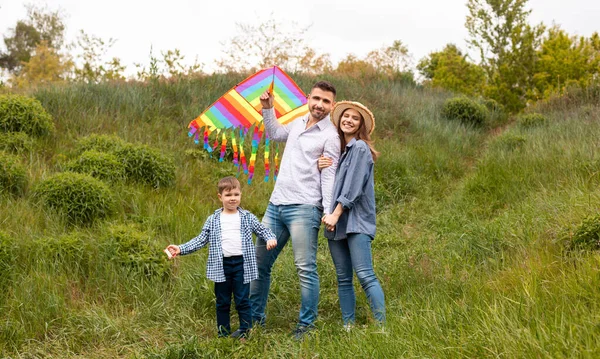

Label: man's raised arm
[260,91,291,142]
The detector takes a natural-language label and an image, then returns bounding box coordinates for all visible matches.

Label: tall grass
[1,76,600,358]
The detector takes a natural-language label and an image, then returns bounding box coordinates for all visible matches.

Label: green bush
[115,144,176,188]
[441,97,488,127]
[0,132,34,153]
[65,150,126,181]
[33,172,115,225]
[0,152,27,196]
[75,134,127,155]
[0,94,55,137]
[481,98,508,127]
[34,232,90,272]
[494,134,527,151]
[518,113,548,128]
[566,215,600,251]
[101,223,170,277]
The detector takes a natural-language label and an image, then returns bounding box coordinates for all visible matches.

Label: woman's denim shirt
[325,138,376,240]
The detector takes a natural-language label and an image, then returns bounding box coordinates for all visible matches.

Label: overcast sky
[1,0,599,76]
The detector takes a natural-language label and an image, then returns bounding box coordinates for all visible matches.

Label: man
[250,81,340,339]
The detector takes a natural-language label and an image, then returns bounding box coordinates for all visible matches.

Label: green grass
[1,76,600,358]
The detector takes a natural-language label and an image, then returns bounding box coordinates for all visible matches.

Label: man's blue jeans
[328,233,386,325]
[250,203,322,328]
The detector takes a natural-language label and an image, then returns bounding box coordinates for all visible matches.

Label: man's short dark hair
[311,81,336,98]
[218,176,241,194]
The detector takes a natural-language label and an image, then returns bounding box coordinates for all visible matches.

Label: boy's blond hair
[217,176,241,194]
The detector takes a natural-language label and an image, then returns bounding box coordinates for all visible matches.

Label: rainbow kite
[188,66,309,183]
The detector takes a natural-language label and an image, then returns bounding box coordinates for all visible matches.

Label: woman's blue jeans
[328,233,386,325]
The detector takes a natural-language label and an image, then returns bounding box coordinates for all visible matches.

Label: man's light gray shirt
[262,108,340,214]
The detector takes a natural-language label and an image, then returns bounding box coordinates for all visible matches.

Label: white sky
[1,0,599,76]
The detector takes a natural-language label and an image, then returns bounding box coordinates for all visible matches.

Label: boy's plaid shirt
[178,207,276,284]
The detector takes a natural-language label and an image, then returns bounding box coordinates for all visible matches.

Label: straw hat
[331,101,375,135]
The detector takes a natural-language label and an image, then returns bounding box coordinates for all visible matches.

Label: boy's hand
[266,239,277,251]
[164,245,181,259]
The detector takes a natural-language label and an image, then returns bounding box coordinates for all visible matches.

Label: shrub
[0,94,55,137]
[481,98,508,127]
[0,132,34,153]
[75,134,127,155]
[33,172,115,224]
[34,232,89,268]
[441,97,488,127]
[566,215,600,251]
[101,223,170,277]
[494,134,527,151]
[65,150,126,181]
[0,152,27,196]
[115,144,176,188]
[518,113,547,128]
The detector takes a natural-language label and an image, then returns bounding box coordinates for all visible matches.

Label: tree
[417,44,486,96]
[465,0,544,111]
[296,47,332,75]
[134,46,203,82]
[216,16,330,74]
[72,30,125,83]
[532,26,600,99]
[333,54,379,79]
[11,41,72,88]
[366,40,412,77]
[0,4,66,75]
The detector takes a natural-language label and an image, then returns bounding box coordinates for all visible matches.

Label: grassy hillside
[1,75,600,358]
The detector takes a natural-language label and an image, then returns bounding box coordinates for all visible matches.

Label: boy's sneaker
[292,325,313,341]
[230,329,248,340]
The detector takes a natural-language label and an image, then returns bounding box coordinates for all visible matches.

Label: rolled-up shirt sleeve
[336,146,372,210]
[321,134,340,214]
[262,108,291,142]
[179,217,211,255]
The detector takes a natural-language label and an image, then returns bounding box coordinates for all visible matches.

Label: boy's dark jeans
[214,255,251,337]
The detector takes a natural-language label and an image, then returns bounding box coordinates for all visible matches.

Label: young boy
[165,176,277,339]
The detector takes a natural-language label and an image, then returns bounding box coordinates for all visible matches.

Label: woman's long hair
[337,109,380,161]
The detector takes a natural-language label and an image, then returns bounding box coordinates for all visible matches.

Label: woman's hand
[318,156,333,171]
[322,213,340,232]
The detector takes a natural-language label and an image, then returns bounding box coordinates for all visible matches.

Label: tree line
[1,0,599,112]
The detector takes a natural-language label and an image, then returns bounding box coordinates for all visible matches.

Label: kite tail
[189,126,200,144]
[232,130,238,167]
[218,132,227,162]
[203,128,211,152]
[248,126,258,184]
[264,135,270,182]
[239,128,248,174]
[212,130,220,157]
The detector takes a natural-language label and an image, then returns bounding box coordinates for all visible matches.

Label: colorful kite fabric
[188,66,309,183]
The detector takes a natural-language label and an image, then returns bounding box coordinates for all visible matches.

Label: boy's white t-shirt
[220,211,243,257]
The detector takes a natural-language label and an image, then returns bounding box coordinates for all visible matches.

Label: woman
[320,101,386,329]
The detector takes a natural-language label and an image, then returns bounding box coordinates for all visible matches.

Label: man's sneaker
[230,329,248,340]
[343,323,355,332]
[292,325,313,341]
